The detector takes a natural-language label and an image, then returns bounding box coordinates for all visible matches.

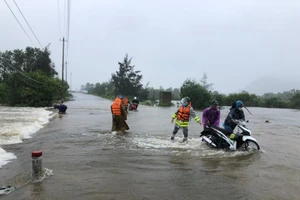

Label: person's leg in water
[111,116,120,131]
[171,125,180,140]
[182,127,188,142]
[223,124,234,137]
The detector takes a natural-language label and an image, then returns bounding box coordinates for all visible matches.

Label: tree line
[83,54,300,109]
[0,47,69,107]
[82,54,181,101]
[179,78,300,109]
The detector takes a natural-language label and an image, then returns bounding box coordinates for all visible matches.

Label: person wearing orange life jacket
[171,97,202,142]
[122,96,129,113]
[111,95,129,132]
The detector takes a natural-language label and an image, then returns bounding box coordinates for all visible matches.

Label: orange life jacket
[122,98,128,106]
[111,98,122,115]
[177,105,190,121]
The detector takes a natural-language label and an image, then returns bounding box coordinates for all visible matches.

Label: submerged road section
[1,93,300,200]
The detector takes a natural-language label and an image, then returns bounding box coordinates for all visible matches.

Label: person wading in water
[111,95,129,132]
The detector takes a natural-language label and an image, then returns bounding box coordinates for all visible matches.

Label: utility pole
[61,37,65,101]
[65,61,68,83]
[70,72,72,91]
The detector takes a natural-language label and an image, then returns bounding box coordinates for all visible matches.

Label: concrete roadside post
[32,150,42,181]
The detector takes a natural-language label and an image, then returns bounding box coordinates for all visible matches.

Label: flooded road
[1,93,300,200]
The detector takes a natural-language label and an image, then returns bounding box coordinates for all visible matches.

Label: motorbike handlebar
[235,119,249,124]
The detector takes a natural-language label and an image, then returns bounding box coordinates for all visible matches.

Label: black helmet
[212,100,218,105]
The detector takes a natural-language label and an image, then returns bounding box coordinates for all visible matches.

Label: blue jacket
[224,108,245,130]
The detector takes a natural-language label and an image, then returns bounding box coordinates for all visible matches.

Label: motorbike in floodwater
[200,120,260,151]
[129,103,138,111]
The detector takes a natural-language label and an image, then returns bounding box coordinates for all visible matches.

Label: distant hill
[244,77,299,95]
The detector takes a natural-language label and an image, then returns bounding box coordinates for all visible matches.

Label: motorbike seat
[210,126,231,136]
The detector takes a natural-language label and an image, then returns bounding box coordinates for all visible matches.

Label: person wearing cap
[202,100,221,129]
[111,95,129,132]
[223,100,245,133]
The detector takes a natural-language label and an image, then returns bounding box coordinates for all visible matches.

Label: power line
[15,73,45,88]
[0,57,44,85]
[66,0,71,61]
[65,0,71,85]
[67,0,70,40]
[12,0,43,48]
[0,63,45,88]
[57,0,61,38]
[64,0,66,36]
[3,0,35,47]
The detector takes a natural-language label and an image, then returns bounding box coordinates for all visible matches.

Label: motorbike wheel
[240,140,260,151]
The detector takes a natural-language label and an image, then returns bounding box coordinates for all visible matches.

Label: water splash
[0,147,16,168]
[131,135,259,158]
[0,107,53,145]
[32,168,53,183]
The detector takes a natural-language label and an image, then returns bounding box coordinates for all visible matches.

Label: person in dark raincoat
[131,97,139,110]
[223,100,246,140]
[111,95,129,132]
[54,101,67,114]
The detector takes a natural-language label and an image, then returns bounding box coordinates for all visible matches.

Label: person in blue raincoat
[54,101,68,114]
[223,100,245,133]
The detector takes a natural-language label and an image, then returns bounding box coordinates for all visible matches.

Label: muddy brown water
[1,93,300,200]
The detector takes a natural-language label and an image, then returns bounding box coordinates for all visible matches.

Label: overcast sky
[1,0,300,94]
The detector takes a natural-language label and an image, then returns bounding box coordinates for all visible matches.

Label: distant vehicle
[129,103,138,111]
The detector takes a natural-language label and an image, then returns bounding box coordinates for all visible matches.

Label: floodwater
[0,106,54,167]
[1,93,300,200]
